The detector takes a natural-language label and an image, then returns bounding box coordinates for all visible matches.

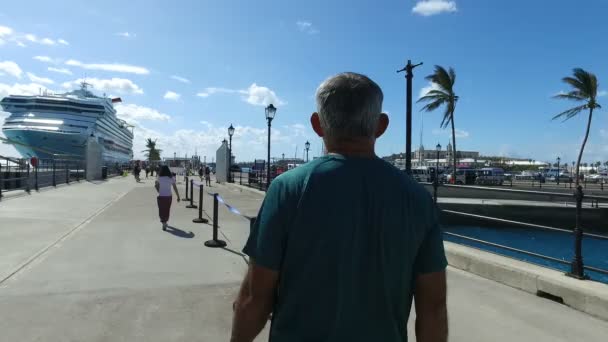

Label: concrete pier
[1,176,607,341]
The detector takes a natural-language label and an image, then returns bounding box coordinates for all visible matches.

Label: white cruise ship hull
[1,85,133,163]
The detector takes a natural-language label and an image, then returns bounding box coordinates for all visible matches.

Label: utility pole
[397,59,423,174]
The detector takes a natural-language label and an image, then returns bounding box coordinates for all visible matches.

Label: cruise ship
[1,82,133,163]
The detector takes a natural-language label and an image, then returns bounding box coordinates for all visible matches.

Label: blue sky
[0,0,607,163]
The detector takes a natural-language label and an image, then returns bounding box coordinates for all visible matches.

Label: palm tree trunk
[575,108,594,186]
[450,114,457,181]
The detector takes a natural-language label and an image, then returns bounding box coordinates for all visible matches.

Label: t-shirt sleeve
[242,180,288,271]
[414,200,448,275]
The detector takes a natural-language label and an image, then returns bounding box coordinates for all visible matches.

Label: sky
[0,0,607,164]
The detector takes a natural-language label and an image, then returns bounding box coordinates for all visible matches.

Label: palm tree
[143,138,162,161]
[553,68,601,279]
[553,68,601,186]
[418,65,459,180]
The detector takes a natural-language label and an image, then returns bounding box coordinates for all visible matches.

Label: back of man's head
[316,72,383,143]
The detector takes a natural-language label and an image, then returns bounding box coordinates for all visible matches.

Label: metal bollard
[186,179,197,209]
[204,193,227,248]
[66,165,69,184]
[0,164,3,199]
[184,176,190,201]
[52,160,56,187]
[193,184,209,223]
[26,163,31,193]
[240,172,242,185]
[35,164,39,191]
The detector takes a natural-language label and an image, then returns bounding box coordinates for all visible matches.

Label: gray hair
[316,72,383,141]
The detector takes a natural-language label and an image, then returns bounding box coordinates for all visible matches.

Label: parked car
[410,167,432,183]
[475,168,505,186]
[446,168,477,185]
[587,174,607,183]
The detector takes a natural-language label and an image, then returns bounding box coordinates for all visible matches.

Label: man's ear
[311,112,324,137]
[375,113,389,138]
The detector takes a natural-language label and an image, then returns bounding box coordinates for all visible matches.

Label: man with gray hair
[231,72,448,342]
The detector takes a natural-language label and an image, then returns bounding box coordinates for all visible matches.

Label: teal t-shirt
[243,154,447,342]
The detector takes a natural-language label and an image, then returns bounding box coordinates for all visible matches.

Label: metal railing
[1,156,89,199]
[429,180,608,280]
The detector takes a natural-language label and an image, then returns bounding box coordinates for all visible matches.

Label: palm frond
[562,76,586,94]
[552,105,586,121]
[421,100,444,112]
[553,92,586,101]
[418,94,446,103]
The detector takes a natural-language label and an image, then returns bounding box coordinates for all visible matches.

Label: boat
[1,81,133,163]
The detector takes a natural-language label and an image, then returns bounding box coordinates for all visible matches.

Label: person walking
[199,166,204,181]
[133,163,141,182]
[145,165,150,179]
[205,166,211,186]
[155,165,180,231]
[231,73,448,342]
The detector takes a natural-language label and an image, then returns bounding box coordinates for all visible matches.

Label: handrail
[421,182,608,201]
[444,231,608,276]
[441,209,608,240]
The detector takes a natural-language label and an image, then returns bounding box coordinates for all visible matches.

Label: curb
[445,241,608,321]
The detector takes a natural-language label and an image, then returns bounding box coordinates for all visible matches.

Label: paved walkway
[0,177,607,341]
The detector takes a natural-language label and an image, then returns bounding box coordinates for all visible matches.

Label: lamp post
[265,104,277,190]
[228,124,235,182]
[434,143,441,204]
[557,157,561,185]
[305,141,310,162]
[173,152,176,167]
[397,60,423,175]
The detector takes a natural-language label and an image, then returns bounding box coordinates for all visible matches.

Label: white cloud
[0,25,65,48]
[62,77,144,95]
[0,82,48,98]
[241,83,286,106]
[418,81,441,99]
[116,32,136,38]
[296,21,319,35]
[129,120,314,161]
[600,129,608,139]
[196,84,285,106]
[40,37,56,45]
[0,25,13,37]
[65,59,150,75]
[171,75,191,83]
[163,91,181,101]
[115,103,171,124]
[0,61,23,78]
[412,0,457,16]
[196,87,238,97]
[26,72,54,85]
[598,90,607,97]
[33,55,54,63]
[432,128,469,138]
[47,67,72,75]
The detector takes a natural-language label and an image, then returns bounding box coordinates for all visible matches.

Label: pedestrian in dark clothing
[231,72,448,342]
[205,166,211,186]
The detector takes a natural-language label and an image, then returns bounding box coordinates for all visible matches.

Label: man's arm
[231,260,278,342]
[414,271,448,342]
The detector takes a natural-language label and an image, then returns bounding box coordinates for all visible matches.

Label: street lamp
[434,143,441,204]
[265,104,277,190]
[556,157,561,185]
[305,141,310,162]
[228,124,235,182]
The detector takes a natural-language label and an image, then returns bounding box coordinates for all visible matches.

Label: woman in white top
[155,165,181,230]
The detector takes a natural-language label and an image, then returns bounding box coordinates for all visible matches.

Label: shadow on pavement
[165,225,195,238]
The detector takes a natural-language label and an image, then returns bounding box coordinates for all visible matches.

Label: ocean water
[443,225,608,284]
